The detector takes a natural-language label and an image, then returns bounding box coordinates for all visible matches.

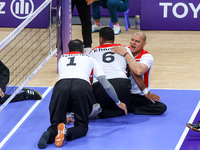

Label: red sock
[95,22,100,26]
[114,23,120,27]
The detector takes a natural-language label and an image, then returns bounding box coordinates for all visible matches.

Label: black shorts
[92,78,134,118]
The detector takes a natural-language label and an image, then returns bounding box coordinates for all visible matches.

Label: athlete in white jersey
[129,49,153,95]
[90,43,133,83]
[58,52,104,84]
[111,31,167,115]
[38,39,127,149]
[88,27,140,118]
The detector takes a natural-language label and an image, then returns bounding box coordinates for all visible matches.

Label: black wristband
[123,52,128,57]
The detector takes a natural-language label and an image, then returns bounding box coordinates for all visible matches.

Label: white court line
[175,99,200,150]
[0,87,52,149]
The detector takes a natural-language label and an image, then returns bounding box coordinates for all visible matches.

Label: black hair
[99,27,115,42]
[68,39,84,52]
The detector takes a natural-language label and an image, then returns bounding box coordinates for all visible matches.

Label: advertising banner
[141,0,200,30]
[0,0,50,28]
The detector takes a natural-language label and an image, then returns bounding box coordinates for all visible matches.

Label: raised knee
[106,0,116,8]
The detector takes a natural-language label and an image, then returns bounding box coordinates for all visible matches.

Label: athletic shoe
[38,131,50,149]
[186,122,200,132]
[55,123,67,147]
[84,47,92,55]
[113,25,121,35]
[66,112,74,118]
[89,103,102,120]
[22,88,42,100]
[92,24,101,33]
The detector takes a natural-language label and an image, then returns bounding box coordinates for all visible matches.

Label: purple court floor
[0,87,200,150]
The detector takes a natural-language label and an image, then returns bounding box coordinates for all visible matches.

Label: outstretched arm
[111,46,161,103]
[111,46,148,75]
[129,68,161,103]
[97,75,127,115]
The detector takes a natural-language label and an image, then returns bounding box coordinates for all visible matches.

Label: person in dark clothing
[92,0,129,35]
[37,39,127,149]
[0,60,42,104]
[72,0,94,54]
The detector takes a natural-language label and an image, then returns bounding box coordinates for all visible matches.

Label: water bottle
[135,15,140,30]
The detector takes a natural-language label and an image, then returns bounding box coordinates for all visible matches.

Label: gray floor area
[52,15,137,27]
[72,16,137,27]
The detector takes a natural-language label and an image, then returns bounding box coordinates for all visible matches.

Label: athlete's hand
[117,102,127,115]
[111,46,127,56]
[86,0,94,5]
[66,117,74,124]
[144,91,161,103]
[0,88,5,98]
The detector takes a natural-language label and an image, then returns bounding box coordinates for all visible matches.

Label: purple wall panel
[61,0,71,54]
[141,0,200,30]
[56,0,72,72]
[52,0,56,8]
[131,0,141,16]
[0,0,50,28]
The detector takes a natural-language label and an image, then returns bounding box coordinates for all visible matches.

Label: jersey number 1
[67,57,76,66]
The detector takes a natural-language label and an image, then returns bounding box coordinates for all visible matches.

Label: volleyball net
[0,0,72,111]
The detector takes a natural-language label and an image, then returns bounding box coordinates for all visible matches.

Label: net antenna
[0,0,72,112]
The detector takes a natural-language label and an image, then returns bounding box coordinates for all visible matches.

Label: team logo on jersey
[10,0,34,19]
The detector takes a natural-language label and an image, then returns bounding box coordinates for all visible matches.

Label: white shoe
[66,112,74,118]
[89,103,102,120]
[113,25,121,35]
[92,24,101,33]
[84,47,92,54]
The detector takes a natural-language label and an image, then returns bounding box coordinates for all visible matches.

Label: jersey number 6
[102,52,115,63]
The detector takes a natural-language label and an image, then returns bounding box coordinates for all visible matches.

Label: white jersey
[89,43,134,83]
[58,52,105,84]
[130,49,154,95]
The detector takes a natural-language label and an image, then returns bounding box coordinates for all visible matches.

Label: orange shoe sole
[55,123,65,147]
[186,123,200,132]
[186,123,192,129]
